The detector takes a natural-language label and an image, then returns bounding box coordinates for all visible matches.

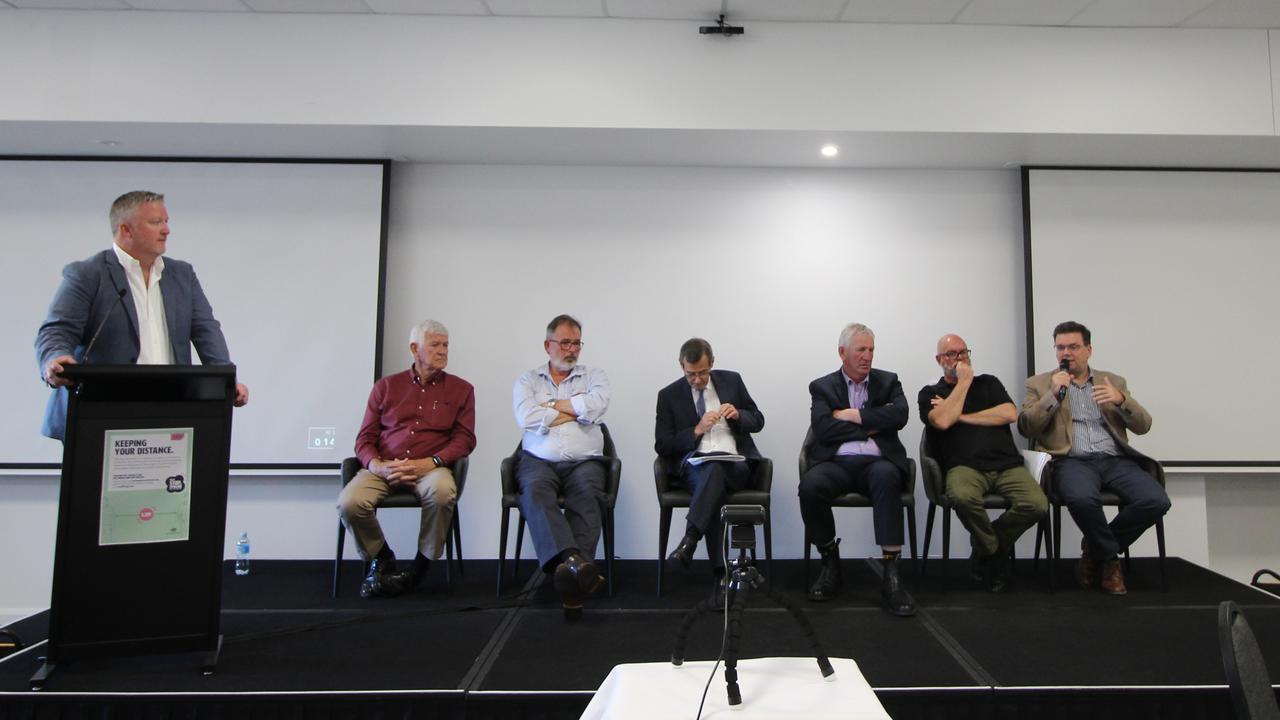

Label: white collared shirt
[112,243,173,365]
[513,362,611,461]
[693,378,738,455]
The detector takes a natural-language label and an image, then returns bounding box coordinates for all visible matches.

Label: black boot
[880,555,916,617]
[807,538,843,602]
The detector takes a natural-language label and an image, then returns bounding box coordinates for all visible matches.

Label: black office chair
[332,455,468,598]
[497,423,622,598]
[798,427,918,586]
[1219,600,1280,720]
[653,455,774,596]
[1042,454,1168,592]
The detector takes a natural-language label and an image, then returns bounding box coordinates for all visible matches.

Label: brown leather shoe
[1100,559,1127,595]
[1075,543,1098,589]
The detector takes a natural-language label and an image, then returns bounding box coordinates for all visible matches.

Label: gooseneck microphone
[81,288,128,365]
[1055,358,1070,402]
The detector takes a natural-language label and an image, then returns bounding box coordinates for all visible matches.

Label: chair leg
[922,503,937,578]
[657,507,673,597]
[1033,519,1043,572]
[905,505,919,579]
[803,534,812,588]
[1051,504,1062,593]
[453,507,465,577]
[941,509,951,594]
[497,507,511,597]
[445,516,455,591]
[515,516,527,586]
[605,509,615,598]
[1157,518,1168,592]
[764,510,774,581]
[333,520,346,599]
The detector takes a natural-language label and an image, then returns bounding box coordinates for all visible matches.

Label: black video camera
[720,504,765,550]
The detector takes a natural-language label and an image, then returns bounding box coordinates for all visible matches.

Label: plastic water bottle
[235,532,251,576]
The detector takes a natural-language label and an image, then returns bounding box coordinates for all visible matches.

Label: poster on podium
[99,427,194,546]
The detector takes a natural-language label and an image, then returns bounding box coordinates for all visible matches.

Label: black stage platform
[1,556,1278,719]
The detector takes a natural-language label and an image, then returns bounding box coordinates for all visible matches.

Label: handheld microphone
[1055,358,1070,402]
[81,288,128,364]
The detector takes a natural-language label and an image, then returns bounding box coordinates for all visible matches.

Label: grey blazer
[35,249,232,440]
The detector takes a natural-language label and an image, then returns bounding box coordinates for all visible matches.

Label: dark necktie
[696,389,706,417]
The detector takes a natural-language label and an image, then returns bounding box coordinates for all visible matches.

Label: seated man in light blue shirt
[512,314,611,620]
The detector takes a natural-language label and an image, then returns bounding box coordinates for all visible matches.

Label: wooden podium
[33,365,236,689]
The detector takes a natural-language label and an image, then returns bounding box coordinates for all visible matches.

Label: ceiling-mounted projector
[699,14,743,36]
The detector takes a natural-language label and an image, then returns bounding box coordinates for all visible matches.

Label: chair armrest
[451,455,469,498]
[341,457,362,487]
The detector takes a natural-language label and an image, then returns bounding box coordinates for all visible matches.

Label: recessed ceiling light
[820,144,839,158]
[99,140,121,147]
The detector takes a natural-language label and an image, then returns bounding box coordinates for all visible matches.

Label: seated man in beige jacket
[1018,321,1169,595]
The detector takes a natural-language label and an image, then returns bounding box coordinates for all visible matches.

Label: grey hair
[410,319,449,345]
[109,191,165,234]
[838,323,875,349]
[545,314,581,340]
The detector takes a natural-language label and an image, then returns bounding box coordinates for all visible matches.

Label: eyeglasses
[683,370,711,380]
[939,349,972,360]
[552,339,584,350]
[1054,343,1085,353]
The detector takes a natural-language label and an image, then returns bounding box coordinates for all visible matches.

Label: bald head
[935,333,971,380]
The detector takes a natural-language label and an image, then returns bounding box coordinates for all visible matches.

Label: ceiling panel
[956,0,1094,26]
[484,0,606,17]
[606,0,721,21]
[125,0,250,10]
[366,0,489,13]
[1068,0,1215,27]
[241,0,369,12]
[1181,0,1280,28]
[719,0,846,22]
[842,0,970,25]
[8,0,130,8]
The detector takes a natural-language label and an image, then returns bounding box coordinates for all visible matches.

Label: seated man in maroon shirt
[338,319,477,598]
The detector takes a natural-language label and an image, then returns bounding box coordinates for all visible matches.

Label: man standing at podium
[341,319,477,598]
[35,191,249,441]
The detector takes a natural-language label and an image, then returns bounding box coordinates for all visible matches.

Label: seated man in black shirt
[919,334,1047,592]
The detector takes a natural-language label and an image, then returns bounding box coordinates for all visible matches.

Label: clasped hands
[371,457,436,488]
[695,403,739,436]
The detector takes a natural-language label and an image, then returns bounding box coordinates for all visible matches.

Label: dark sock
[375,545,396,565]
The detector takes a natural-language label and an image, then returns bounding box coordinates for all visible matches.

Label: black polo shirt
[917,374,1023,472]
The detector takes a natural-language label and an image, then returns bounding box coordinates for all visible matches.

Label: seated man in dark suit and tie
[798,323,915,616]
[36,190,248,441]
[655,338,765,578]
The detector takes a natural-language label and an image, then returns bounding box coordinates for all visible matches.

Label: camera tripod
[670,522,835,708]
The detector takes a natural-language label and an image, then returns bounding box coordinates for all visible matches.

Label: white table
[579,656,891,720]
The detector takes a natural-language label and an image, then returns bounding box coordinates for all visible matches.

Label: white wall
[0,12,1275,137]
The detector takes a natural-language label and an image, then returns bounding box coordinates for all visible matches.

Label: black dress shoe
[968,548,989,583]
[668,533,698,570]
[987,550,1011,594]
[553,553,603,620]
[388,556,431,592]
[880,557,916,617]
[359,558,405,599]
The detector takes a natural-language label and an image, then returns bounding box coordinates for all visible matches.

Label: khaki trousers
[337,467,456,561]
[945,465,1047,556]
